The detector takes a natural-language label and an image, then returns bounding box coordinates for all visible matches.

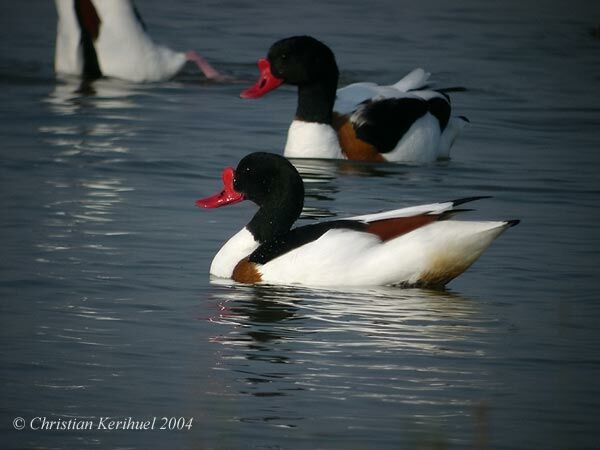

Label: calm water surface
[1,1,600,449]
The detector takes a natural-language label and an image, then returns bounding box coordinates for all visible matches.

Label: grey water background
[1,0,600,449]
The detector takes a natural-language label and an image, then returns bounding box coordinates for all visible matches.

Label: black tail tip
[506,219,520,227]
[451,196,492,206]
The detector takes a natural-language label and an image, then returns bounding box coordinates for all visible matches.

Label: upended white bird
[54,0,222,82]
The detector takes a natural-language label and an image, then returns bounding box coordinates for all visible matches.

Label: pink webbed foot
[185,50,230,81]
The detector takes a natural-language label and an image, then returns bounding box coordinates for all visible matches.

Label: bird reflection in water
[205,282,495,441]
[208,282,486,355]
[37,75,141,282]
[44,74,150,115]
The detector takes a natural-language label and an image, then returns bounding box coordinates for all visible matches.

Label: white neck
[210,227,259,279]
[283,120,344,159]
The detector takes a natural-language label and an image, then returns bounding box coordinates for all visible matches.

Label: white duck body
[258,219,510,286]
[54,0,188,82]
[403,88,469,160]
[339,71,467,163]
[283,109,442,163]
[209,200,514,287]
[283,67,465,163]
[199,154,518,287]
[351,107,442,163]
[210,201,453,279]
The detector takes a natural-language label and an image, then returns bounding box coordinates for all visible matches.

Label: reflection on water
[292,157,404,188]
[200,283,498,445]
[42,177,133,228]
[33,77,145,288]
[34,175,134,289]
[44,75,148,115]
[292,158,429,220]
[291,159,340,219]
[40,76,145,168]
[207,283,493,398]
[209,283,486,355]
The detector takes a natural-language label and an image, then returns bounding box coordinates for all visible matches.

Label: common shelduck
[54,0,222,82]
[241,36,468,163]
[196,153,518,287]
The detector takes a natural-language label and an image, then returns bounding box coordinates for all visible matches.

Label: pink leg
[185,50,222,80]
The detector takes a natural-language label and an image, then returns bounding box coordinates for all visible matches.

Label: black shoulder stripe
[427,97,451,131]
[352,98,428,153]
[248,220,367,265]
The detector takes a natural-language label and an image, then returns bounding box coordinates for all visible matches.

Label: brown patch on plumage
[367,214,441,242]
[416,254,476,288]
[232,258,262,284]
[77,0,101,40]
[332,113,385,162]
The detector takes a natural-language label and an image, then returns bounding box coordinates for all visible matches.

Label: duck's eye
[280,53,287,60]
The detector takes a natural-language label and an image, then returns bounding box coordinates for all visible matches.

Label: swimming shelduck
[54,0,222,82]
[196,152,518,287]
[241,36,468,163]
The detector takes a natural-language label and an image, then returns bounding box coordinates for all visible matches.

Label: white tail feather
[392,68,431,92]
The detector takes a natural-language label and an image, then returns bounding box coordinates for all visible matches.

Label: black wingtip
[408,84,431,92]
[450,196,492,206]
[437,86,468,93]
[506,219,520,227]
[451,208,475,214]
[439,208,474,220]
[458,115,470,123]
